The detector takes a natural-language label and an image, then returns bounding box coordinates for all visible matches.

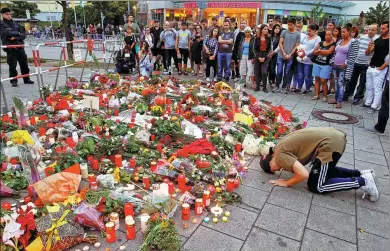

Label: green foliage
[75,137,98,158]
[149,119,183,139]
[140,214,181,251]
[56,152,83,173]
[122,136,141,156]
[365,2,389,25]
[64,2,136,26]
[7,1,41,18]
[1,169,28,191]
[95,137,122,157]
[304,2,325,24]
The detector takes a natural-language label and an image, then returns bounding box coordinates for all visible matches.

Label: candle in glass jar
[140,213,150,233]
[27,184,35,198]
[109,212,120,230]
[39,127,46,136]
[90,181,98,191]
[124,202,134,217]
[95,126,101,133]
[105,222,116,243]
[203,190,211,207]
[80,163,88,179]
[156,143,163,152]
[30,117,36,125]
[226,178,235,192]
[114,109,119,116]
[88,173,96,183]
[125,216,136,240]
[143,176,150,190]
[195,198,203,215]
[129,157,136,168]
[91,159,99,170]
[182,203,190,220]
[235,143,242,152]
[177,174,186,192]
[150,161,157,172]
[168,182,175,194]
[114,154,122,167]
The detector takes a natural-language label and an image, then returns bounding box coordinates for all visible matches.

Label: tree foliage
[365,2,389,25]
[63,1,136,26]
[7,1,41,18]
[304,2,325,24]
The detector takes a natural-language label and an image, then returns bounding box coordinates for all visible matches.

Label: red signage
[208,2,262,8]
[184,2,198,8]
[184,2,262,9]
[154,9,163,14]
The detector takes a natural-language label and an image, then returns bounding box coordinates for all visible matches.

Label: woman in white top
[296,24,321,94]
[143,27,154,49]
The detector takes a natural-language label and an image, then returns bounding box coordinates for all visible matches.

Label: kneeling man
[260,127,379,202]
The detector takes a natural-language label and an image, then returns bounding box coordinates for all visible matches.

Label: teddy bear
[296,44,307,63]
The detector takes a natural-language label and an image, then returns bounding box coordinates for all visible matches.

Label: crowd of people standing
[115,16,389,133]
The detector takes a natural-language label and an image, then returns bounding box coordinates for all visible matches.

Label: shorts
[179,48,189,64]
[239,55,254,77]
[312,64,331,79]
[232,51,239,61]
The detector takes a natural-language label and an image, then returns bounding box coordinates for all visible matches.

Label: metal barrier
[0,44,40,113]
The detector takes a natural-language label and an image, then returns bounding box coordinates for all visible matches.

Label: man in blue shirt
[217,21,234,82]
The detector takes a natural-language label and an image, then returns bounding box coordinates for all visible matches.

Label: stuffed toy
[296,44,307,63]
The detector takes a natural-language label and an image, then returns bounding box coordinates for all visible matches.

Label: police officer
[0,7,34,87]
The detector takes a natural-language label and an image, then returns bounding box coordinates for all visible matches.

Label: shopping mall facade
[149,1,371,28]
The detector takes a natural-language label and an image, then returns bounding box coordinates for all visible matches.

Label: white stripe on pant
[365,66,388,109]
[316,163,361,193]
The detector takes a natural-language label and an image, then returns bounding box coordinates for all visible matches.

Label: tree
[365,2,389,25]
[57,1,73,60]
[7,1,40,18]
[304,2,326,25]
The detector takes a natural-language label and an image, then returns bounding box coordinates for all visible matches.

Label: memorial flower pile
[0,73,306,250]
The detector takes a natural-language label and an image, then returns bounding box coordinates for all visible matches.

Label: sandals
[312,96,320,100]
[328,100,337,104]
[322,97,328,102]
[336,103,342,108]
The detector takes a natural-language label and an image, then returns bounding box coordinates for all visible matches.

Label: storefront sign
[208,2,262,8]
[184,2,262,9]
[184,2,198,9]
[153,9,163,14]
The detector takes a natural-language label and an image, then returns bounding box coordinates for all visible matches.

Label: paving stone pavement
[1,64,390,250]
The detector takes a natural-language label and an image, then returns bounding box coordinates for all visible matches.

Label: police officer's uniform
[0,8,34,87]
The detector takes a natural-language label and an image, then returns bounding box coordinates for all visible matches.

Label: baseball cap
[1,8,11,14]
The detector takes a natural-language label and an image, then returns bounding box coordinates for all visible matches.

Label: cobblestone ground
[1,63,389,251]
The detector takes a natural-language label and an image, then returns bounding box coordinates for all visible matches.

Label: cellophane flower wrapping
[242,134,275,156]
[74,202,105,231]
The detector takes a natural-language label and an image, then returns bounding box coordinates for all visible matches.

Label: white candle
[140,213,150,233]
[80,163,88,179]
[160,183,169,196]
[7,112,12,117]
[128,184,135,190]
[72,132,79,143]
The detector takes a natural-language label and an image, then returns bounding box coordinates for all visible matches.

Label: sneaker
[183,71,188,75]
[263,87,269,93]
[280,88,288,94]
[361,169,376,181]
[234,77,240,82]
[10,80,18,87]
[364,127,384,135]
[360,104,371,108]
[272,87,280,93]
[163,71,168,75]
[302,90,309,94]
[213,77,217,82]
[361,172,380,202]
[206,77,211,82]
[352,98,360,105]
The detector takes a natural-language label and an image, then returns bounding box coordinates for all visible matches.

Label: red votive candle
[30,117,36,125]
[124,202,134,217]
[39,127,46,136]
[182,203,190,220]
[168,182,175,194]
[235,143,242,152]
[114,154,122,167]
[129,157,136,168]
[150,161,157,172]
[227,178,235,193]
[143,176,150,190]
[114,109,119,116]
[157,143,163,153]
[91,159,99,170]
[177,174,186,192]
[27,185,35,198]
